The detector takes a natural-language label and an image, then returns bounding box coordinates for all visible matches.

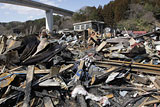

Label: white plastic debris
[71,85,87,98]
[71,85,110,106]
[85,93,101,101]
[133,93,138,97]
[86,94,110,106]
[156,45,160,51]
[119,91,128,97]
[105,72,119,83]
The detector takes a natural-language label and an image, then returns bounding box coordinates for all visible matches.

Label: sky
[0,0,111,22]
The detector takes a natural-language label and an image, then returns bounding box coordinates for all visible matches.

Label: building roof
[73,20,104,25]
[133,31,147,34]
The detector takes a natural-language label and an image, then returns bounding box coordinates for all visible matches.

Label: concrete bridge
[0,0,74,33]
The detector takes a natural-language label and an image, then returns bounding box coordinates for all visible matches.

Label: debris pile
[0,28,160,107]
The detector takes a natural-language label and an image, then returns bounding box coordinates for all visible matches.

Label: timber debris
[0,28,160,107]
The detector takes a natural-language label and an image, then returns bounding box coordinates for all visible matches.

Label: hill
[0,15,73,35]
[72,0,160,31]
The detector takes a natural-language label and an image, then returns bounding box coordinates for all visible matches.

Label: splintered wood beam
[138,97,150,107]
[12,69,50,74]
[96,41,107,52]
[96,60,160,68]
[95,60,160,75]
[95,63,160,75]
[101,86,160,92]
[59,64,74,73]
[22,65,35,107]
[144,100,160,106]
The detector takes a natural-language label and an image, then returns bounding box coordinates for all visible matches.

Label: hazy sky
[0,0,111,22]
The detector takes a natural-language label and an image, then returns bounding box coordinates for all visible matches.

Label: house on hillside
[73,20,104,33]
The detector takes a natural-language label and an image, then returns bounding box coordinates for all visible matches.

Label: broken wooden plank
[95,60,160,75]
[59,64,74,73]
[1,85,11,98]
[96,63,160,75]
[12,69,50,74]
[30,98,36,107]
[96,41,107,52]
[149,77,160,89]
[1,66,6,73]
[96,61,160,70]
[144,100,160,106]
[91,67,122,85]
[22,65,35,107]
[9,66,23,72]
[104,67,118,73]
[0,92,21,105]
[148,77,160,100]
[0,73,16,88]
[100,85,160,92]
[155,79,160,88]
[138,97,149,107]
[98,60,160,68]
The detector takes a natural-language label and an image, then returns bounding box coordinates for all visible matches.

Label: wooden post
[22,65,35,107]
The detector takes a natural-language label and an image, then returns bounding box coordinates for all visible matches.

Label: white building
[73,20,104,33]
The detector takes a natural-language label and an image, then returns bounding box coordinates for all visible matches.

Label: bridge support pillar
[45,9,53,33]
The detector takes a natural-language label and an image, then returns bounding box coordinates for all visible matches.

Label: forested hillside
[73,0,160,31]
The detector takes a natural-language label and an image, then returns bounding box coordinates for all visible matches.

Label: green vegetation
[72,0,160,31]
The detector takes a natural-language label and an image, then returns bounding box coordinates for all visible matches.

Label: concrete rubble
[0,28,160,107]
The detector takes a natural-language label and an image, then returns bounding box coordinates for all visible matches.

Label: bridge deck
[0,0,74,16]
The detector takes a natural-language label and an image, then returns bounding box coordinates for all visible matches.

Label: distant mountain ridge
[0,15,73,35]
